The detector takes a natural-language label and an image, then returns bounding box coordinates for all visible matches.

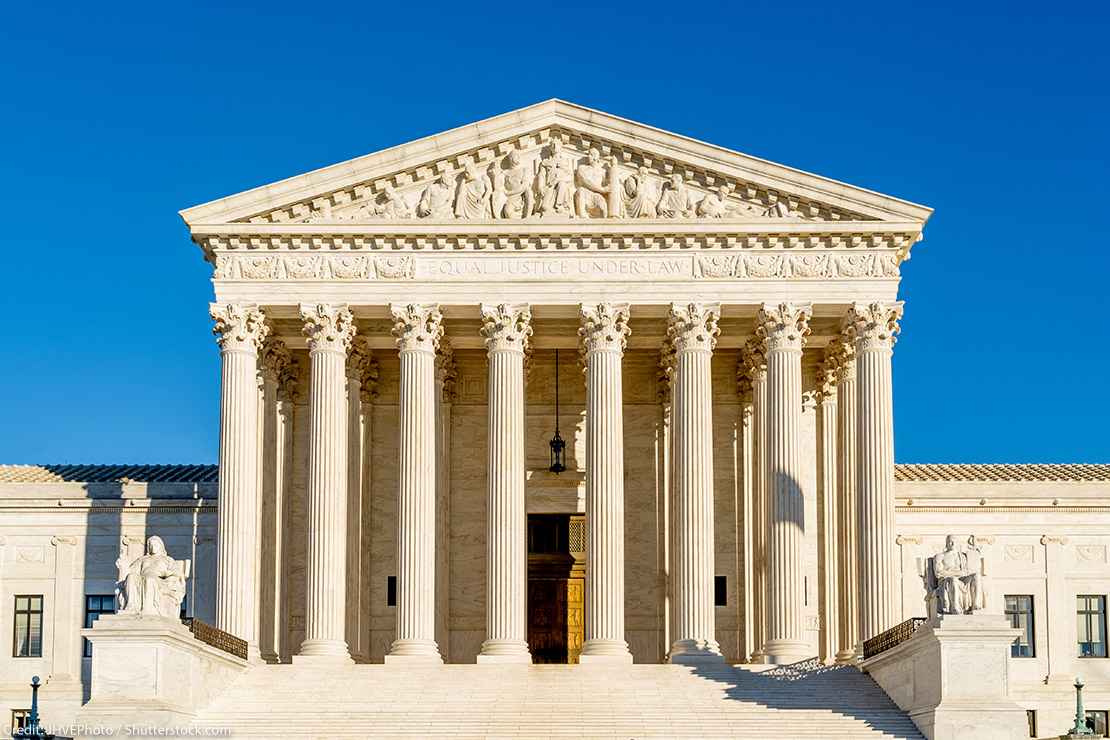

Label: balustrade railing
[861,617,927,659]
[182,617,248,660]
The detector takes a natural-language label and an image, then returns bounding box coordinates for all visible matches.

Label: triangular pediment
[179,99,931,227]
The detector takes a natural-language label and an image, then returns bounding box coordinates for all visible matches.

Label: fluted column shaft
[848,302,903,641]
[816,358,839,664]
[758,303,812,664]
[478,304,532,663]
[387,303,444,662]
[296,303,356,662]
[667,303,723,663]
[259,337,292,663]
[741,341,768,662]
[579,303,633,663]
[834,341,861,663]
[211,303,269,661]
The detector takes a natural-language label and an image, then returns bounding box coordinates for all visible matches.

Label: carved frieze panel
[240,127,875,226]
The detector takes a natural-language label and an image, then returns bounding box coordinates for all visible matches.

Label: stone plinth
[861,614,1029,740]
[76,614,248,734]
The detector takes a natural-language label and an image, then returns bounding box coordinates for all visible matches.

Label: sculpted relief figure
[116,536,189,619]
[373,184,412,219]
[657,174,696,218]
[621,165,658,218]
[574,148,616,218]
[696,183,735,218]
[924,534,987,616]
[454,163,493,219]
[534,141,575,217]
[762,191,803,219]
[491,151,534,219]
[416,170,456,218]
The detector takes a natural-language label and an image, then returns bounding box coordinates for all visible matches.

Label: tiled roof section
[0,464,219,484]
[895,464,1110,482]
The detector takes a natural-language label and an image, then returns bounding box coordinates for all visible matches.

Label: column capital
[756,302,812,353]
[739,336,768,384]
[479,303,533,354]
[359,352,380,404]
[346,336,372,381]
[391,303,443,354]
[578,302,631,355]
[301,303,356,354]
[260,336,292,384]
[279,356,303,403]
[657,346,675,407]
[816,345,840,401]
[211,303,269,354]
[436,337,458,403]
[844,301,903,352]
[827,337,857,384]
[666,302,721,354]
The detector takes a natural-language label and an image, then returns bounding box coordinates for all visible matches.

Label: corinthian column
[210,302,269,661]
[757,302,812,664]
[578,303,633,663]
[832,338,861,663]
[477,304,533,663]
[740,339,768,663]
[295,303,356,663]
[666,302,724,663]
[846,301,903,641]
[815,352,839,664]
[386,303,444,663]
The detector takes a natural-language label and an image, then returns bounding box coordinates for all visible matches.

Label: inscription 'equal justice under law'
[420,256,690,280]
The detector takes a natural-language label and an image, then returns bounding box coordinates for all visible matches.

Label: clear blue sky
[1,1,1106,464]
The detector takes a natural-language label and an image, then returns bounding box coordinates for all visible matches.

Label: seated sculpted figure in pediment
[116,535,190,619]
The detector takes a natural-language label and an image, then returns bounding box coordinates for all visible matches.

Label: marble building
[1,101,1108,738]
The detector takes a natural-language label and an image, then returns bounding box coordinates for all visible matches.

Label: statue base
[862,614,1029,740]
[73,614,248,738]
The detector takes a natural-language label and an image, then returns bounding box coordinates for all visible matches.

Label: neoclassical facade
[2,101,1108,738]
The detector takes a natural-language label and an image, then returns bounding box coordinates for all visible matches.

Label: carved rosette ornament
[756,303,812,353]
[666,303,721,355]
[479,303,533,355]
[578,303,632,355]
[211,303,269,353]
[300,304,356,354]
[844,301,904,352]
[391,303,444,354]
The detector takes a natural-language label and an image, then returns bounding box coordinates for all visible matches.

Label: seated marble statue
[923,534,986,616]
[116,536,189,618]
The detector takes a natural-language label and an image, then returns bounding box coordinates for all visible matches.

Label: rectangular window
[13,595,43,658]
[387,576,397,607]
[1086,710,1108,737]
[1005,595,1035,657]
[1025,709,1036,738]
[1078,595,1108,658]
[714,576,727,607]
[11,710,31,733]
[84,594,116,658]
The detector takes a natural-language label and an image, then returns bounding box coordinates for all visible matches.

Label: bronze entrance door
[527,514,585,664]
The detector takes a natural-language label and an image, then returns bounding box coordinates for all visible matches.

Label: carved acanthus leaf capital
[260,337,292,383]
[826,338,856,384]
[210,303,269,354]
[347,336,372,381]
[578,302,631,355]
[391,303,443,354]
[666,302,721,354]
[756,302,812,353]
[436,337,458,403]
[657,345,676,406]
[844,301,903,352]
[359,352,380,403]
[279,356,303,403]
[479,303,533,354]
[738,337,767,386]
[816,345,841,400]
[300,303,356,354]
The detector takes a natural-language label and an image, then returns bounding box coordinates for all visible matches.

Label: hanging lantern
[549,348,567,474]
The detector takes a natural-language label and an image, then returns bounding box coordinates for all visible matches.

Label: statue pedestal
[862,614,1029,740]
[74,614,248,737]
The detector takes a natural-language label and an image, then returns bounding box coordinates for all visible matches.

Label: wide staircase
[192,659,922,739]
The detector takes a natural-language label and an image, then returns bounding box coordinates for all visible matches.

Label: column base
[294,638,353,664]
[386,638,443,663]
[477,639,532,663]
[579,639,633,664]
[669,638,724,664]
[760,638,813,665]
[834,645,861,666]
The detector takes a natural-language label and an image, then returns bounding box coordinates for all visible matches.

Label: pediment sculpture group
[327,143,804,221]
[923,534,987,617]
[114,535,190,619]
